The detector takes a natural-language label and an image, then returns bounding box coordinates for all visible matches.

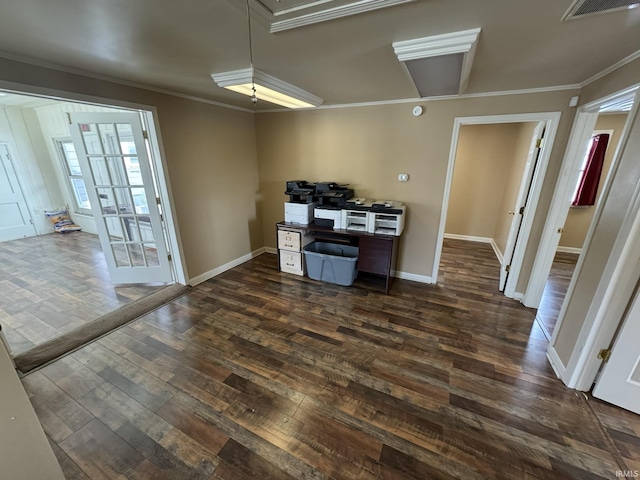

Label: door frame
[434,112,561,299]
[0,79,188,285]
[546,86,640,390]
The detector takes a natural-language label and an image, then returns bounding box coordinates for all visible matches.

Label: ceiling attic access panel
[393,28,481,98]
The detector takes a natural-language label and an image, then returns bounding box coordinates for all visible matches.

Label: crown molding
[270,0,416,33]
[0,51,254,113]
[580,48,640,88]
[256,83,582,113]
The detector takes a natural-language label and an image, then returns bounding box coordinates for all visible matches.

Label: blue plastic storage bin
[303,242,359,286]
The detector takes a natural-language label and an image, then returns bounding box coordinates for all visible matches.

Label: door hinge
[156,197,161,205]
[143,130,149,140]
[597,348,611,363]
[505,265,511,272]
[167,253,172,262]
[536,138,544,148]
[519,206,525,215]
[66,112,72,125]
[557,227,565,234]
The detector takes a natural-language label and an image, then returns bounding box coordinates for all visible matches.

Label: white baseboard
[513,292,524,301]
[490,239,504,265]
[393,271,434,284]
[546,345,566,380]
[265,247,277,254]
[444,233,492,243]
[556,246,582,255]
[444,233,504,264]
[189,247,266,286]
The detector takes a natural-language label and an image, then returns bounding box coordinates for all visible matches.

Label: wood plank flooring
[21,238,640,479]
[536,251,579,338]
[0,232,165,355]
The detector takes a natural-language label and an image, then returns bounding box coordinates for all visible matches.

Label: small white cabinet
[277,224,313,276]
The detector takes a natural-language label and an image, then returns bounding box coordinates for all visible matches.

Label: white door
[499,122,546,291]
[0,144,36,243]
[593,286,640,415]
[69,112,172,284]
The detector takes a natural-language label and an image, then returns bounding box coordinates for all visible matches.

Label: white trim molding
[189,248,266,286]
[434,112,562,302]
[442,233,503,264]
[393,271,434,284]
[555,246,582,255]
[580,48,640,88]
[270,0,416,32]
[265,246,278,254]
[546,346,567,379]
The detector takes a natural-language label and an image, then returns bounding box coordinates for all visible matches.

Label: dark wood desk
[277,221,400,294]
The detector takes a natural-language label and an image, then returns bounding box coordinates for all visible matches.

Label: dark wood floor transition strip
[14,283,189,373]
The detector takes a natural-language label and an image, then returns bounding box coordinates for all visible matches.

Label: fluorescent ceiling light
[212,68,323,109]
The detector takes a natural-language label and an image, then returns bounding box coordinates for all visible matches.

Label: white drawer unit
[278,230,301,251]
[279,251,304,275]
[277,224,313,276]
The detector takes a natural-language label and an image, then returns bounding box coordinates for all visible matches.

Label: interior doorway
[535,116,629,340]
[434,112,561,298]
[0,89,186,362]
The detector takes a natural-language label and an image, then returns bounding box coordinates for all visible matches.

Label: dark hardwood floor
[0,232,165,355]
[20,239,640,479]
[536,251,579,339]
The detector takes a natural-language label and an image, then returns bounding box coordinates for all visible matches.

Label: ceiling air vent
[562,0,640,20]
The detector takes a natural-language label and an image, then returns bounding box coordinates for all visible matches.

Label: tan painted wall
[256,91,578,282]
[494,122,539,254]
[0,341,65,480]
[446,123,519,240]
[0,57,263,282]
[559,114,629,249]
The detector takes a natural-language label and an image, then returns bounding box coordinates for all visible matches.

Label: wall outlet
[398,173,409,182]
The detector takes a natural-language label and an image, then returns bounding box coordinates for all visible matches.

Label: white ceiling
[0,0,639,110]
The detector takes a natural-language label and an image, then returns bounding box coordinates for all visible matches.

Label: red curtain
[572,133,610,207]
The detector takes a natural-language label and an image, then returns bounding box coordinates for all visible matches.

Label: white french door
[592,287,640,415]
[500,122,546,291]
[0,143,36,243]
[69,112,172,284]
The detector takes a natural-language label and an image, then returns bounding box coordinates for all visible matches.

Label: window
[56,139,92,214]
[571,132,610,207]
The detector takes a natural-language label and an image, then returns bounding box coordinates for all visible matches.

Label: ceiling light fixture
[211,0,323,109]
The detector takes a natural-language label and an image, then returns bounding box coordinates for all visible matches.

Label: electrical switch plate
[398,173,409,182]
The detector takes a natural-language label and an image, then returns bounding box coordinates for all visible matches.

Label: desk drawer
[278,230,301,251]
[279,250,304,275]
[358,236,392,275]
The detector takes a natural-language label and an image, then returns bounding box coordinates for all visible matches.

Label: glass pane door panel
[105,217,124,239]
[97,124,119,155]
[106,157,128,186]
[144,244,160,267]
[116,124,136,154]
[124,157,143,185]
[80,124,102,154]
[89,157,111,185]
[131,187,149,214]
[128,244,146,267]
[111,243,130,267]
